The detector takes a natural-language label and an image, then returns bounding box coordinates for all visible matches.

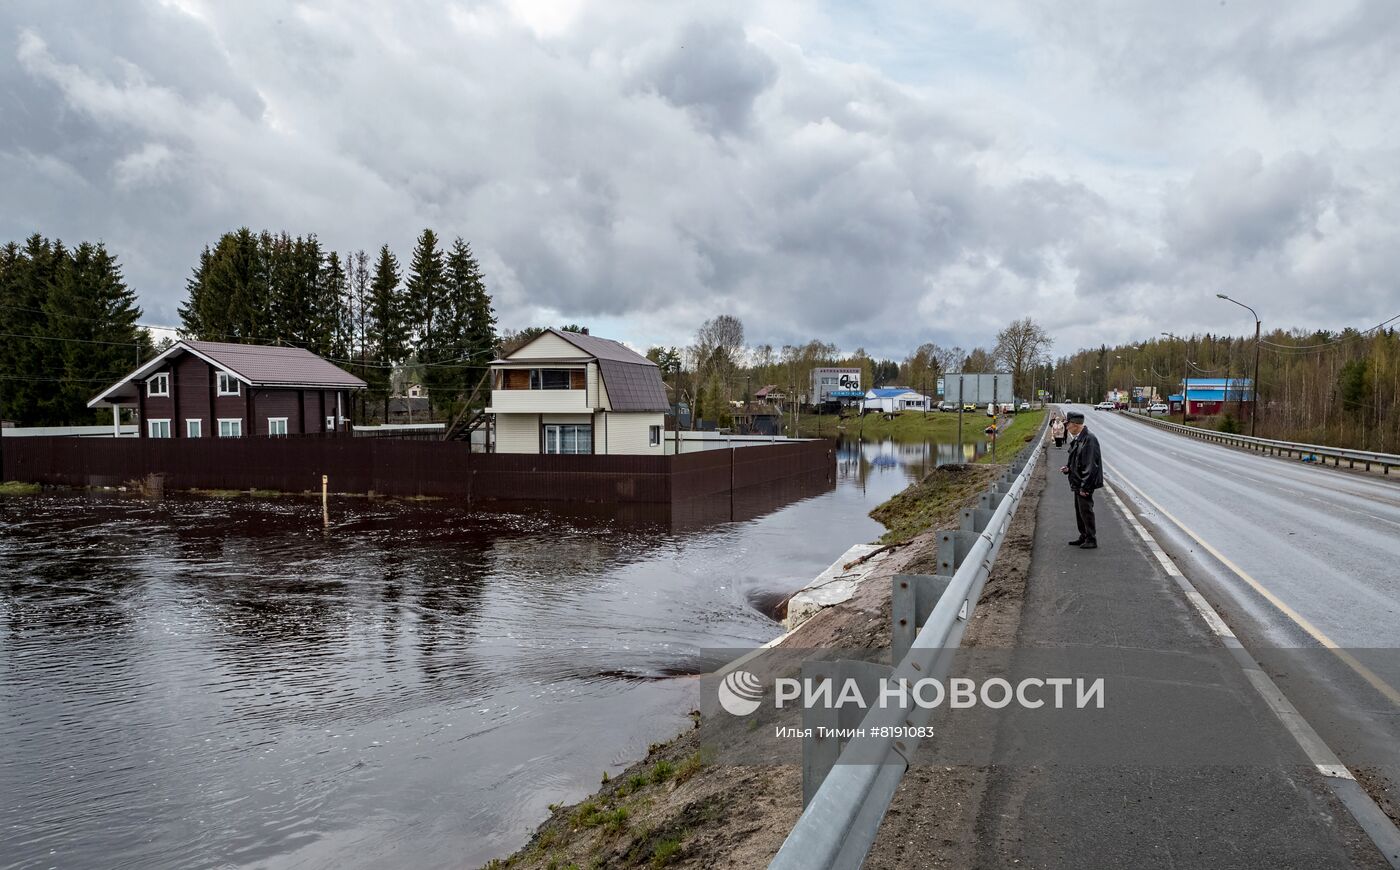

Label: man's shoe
[1067,539,1085,546]
[1079,541,1098,549]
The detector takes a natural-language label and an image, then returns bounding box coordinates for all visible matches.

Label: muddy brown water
[0,437,987,869]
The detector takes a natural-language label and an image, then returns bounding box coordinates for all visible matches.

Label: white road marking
[1102,483,1356,781]
[1106,460,1400,708]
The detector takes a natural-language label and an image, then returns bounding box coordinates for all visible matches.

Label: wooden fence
[1,436,835,505]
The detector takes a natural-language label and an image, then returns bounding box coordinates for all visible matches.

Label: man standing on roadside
[1060,411,1103,549]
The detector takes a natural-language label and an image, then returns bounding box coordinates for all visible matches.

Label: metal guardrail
[770,422,1046,870]
[1119,411,1398,474]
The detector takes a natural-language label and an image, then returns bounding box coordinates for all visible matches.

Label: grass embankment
[0,481,42,496]
[869,463,999,544]
[481,748,718,870]
[974,409,1045,463]
[797,408,1045,443]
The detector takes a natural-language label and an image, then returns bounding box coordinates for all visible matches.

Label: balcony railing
[488,389,590,413]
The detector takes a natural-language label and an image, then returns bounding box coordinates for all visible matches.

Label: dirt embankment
[482,456,1043,870]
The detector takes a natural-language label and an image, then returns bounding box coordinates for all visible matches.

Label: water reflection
[0,438,973,869]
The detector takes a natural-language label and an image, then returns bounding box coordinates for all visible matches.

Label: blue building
[1182,378,1254,417]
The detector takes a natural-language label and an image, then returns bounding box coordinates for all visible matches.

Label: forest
[1046,325,1400,452]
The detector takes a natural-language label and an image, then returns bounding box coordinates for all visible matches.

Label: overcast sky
[4,0,1398,359]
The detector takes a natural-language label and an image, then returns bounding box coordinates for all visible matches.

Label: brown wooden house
[88,340,367,438]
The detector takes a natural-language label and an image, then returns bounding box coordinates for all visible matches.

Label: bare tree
[691,314,746,423]
[962,347,997,373]
[994,317,1053,398]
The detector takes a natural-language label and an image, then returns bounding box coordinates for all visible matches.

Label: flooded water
[0,437,987,869]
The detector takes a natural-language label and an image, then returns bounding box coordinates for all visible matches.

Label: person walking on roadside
[1060,411,1103,549]
[1050,416,1066,448]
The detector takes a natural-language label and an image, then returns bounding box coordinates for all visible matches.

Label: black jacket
[1067,428,1103,491]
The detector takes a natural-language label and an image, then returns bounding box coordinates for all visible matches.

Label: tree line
[644,315,1053,429]
[0,235,151,426]
[1050,325,1400,451]
[180,227,497,422]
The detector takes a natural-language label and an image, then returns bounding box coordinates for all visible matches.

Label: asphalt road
[1069,405,1400,790]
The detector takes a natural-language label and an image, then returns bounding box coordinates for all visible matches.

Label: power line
[0,330,143,347]
[0,306,495,368]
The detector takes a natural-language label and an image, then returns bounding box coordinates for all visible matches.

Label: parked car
[963,403,977,412]
[938,401,957,412]
[1148,402,1169,414]
[1095,401,1115,411]
[1019,401,1031,411]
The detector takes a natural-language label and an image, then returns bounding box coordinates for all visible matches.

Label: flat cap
[1065,411,1085,423]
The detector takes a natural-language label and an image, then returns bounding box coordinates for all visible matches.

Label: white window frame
[147,373,170,397]
[147,418,171,438]
[542,423,592,455]
[267,417,289,437]
[218,418,243,438]
[648,424,661,446]
[216,371,241,396]
[186,418,202,438]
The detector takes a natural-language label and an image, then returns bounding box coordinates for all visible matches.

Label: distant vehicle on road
[1095,401,1115,411]
[963,403,977,412]
[1148,402,1169,414]
[1019,401,1031,411]
[938,401,957,412]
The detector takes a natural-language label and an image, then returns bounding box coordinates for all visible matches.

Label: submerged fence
[0,435,835,504]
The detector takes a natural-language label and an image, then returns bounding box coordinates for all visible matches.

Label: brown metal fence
[1,436,835,504]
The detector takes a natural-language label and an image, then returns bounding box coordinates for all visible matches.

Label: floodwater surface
[0,436,986,869]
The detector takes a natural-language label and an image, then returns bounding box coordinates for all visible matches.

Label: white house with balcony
[486,328,671,454]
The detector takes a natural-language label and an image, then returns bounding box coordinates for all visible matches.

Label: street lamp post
[1216,293,1261,436]
[1163,331,1187,425]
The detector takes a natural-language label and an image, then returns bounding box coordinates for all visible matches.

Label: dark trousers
[1073,488,1097,543]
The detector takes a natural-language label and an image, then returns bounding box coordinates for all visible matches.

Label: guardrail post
[961,507,993,533]
[937,529,977,575]
[802,659,893,807]
[891,573,951,662]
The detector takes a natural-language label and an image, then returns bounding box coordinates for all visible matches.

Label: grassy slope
[797,409,1045,443]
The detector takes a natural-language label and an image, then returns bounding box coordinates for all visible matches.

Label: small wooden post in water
[321,474,329,528]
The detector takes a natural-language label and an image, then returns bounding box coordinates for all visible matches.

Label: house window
[267,417,288,436]
[529,369,574,390]
[147,419,171,438]
[147,373,169,397]
[218,418,243,438]
[543,423,592,454]
[186,419,202,438]
[217,372,241,396]
[649,425,662,446]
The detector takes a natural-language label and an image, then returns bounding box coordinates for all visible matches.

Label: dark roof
[185,340,367,388]
[598,359,670,412]
[547,328,656,366]
[88,339,366,406]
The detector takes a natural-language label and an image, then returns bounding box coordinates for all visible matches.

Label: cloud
[2,0,1398,360]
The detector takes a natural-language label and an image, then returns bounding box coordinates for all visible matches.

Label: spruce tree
[44,242,150,423]
[404,229,446,411]
[368,244,406,420]
[439,237,497,406]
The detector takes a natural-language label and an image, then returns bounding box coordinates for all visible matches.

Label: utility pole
[957,375,964,447]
